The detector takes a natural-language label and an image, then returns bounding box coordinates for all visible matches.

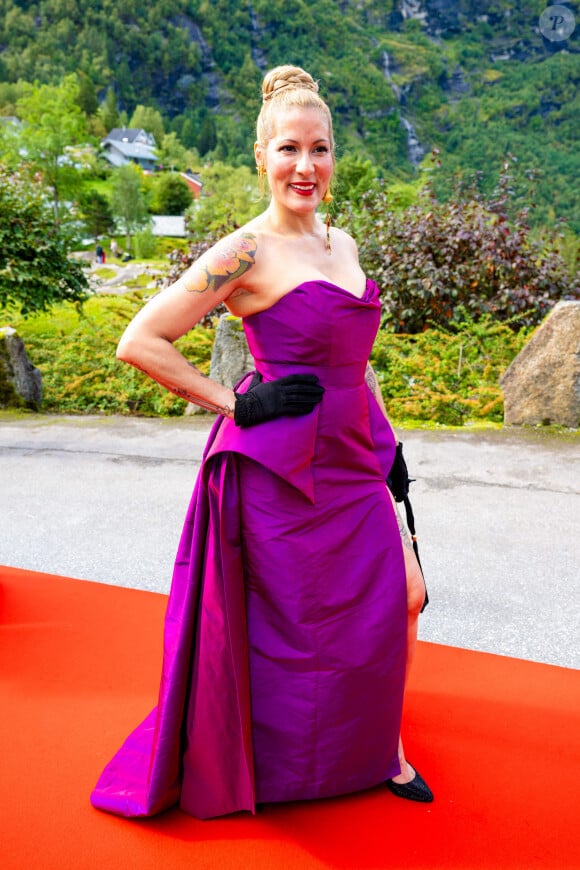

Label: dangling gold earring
[257,164,267,199]
[322,190,334,255]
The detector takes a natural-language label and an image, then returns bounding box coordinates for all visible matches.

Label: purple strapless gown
[91,279,407,819]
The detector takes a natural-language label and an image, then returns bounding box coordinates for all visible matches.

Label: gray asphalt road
[1,414,579,669]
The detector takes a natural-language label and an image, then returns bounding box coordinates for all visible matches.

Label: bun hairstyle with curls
[256,65,334,153]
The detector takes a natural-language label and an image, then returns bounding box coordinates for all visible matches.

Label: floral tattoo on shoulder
[186,232,257,294]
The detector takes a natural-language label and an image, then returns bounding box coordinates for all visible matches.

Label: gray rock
[424,0,461,35]
[185,313,254,415]
[210,313,254,388]
[500,301,580,428]
[398,0,461,36]
[0,327,43,409]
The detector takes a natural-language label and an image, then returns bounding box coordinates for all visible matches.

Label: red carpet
[1,565,579,870]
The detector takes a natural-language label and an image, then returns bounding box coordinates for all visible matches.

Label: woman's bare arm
[117,232,257,417]
[365,361,399,439]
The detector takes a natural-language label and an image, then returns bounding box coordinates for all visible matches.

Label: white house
[151,216,187,237]
[100,128,157,171]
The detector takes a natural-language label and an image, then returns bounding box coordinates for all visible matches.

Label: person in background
[91,64,431,821]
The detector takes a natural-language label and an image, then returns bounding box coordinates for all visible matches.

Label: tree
[0,80,25,117]
[111,164,150,250]
[185,162,261,239]
[151,173,193,215]
[179,117,198,150]
[333,155,378,207]
[129,105,165,143]
[100,87,120,132]
[198,114,217,156]
[78,189,116,238]
[0,165,89,316]
[14,75,89,223]
[77,74,98,117]
[156,131,198,172]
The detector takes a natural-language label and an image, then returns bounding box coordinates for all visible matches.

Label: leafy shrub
[370,311,532,425]
[354,165,579,333]
[133,228,158,259]
[5,295,531,425]
[0,165,89,316]
[8,294,214,415]
[150,173,193,215]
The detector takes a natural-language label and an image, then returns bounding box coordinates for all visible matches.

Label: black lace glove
[387,441,413,503]
[234,372,324,428]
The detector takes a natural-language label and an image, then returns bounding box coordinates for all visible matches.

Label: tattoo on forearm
[396,507,414,550]
[170,385,233,416]
[186,232,257,294]
[365,362,377,397]
[128,361,233,416]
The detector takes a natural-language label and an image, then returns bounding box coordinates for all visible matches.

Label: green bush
[370,312,532,426]
[6,294,214,415]
[0,165,89,316]
[150,173,193,215]
[133,228,158,260]
[3,295,533,426]
[354,167,579,333]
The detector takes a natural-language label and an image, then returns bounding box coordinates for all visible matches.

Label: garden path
[87,261,165,295]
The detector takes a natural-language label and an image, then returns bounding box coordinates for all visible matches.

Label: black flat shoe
[386,766,434,803]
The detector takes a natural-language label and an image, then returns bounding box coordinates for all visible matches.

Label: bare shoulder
[179,227,260,297]
[330,225,360,258]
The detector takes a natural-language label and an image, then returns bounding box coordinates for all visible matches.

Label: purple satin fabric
[91,279,407,819]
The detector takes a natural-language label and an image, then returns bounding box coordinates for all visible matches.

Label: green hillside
[1,0,578,228]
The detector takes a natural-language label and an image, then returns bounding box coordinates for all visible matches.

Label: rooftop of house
[151,215,186,237]
[179,170,203,192]
[101,139,157,162]
[102,128,156,147]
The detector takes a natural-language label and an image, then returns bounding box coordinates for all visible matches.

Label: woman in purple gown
[91,65,432,820]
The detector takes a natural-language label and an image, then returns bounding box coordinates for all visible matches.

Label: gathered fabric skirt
[91,439,407,819]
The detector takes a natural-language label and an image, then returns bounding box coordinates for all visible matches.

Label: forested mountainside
[1,0,579,228]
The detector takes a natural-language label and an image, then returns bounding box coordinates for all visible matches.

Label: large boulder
[185,313,254,415]
[500,301,580,428]
[209,314,254,388]
[0,327,43,410]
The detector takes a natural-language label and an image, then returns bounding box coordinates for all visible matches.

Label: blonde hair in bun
[256,65,334,152]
